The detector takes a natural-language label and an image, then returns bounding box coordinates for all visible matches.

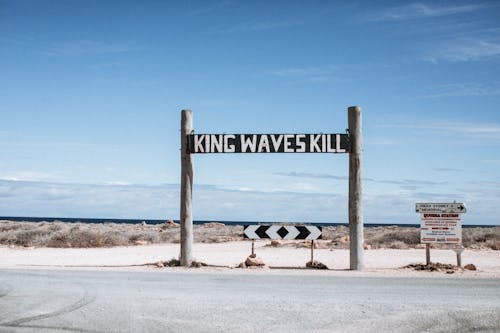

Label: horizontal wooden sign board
[415,203,467,214]
[187,134,350,154]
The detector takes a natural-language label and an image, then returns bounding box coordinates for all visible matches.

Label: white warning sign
[420,218,462,244]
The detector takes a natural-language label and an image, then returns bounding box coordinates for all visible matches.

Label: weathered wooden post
[348,106,364,270]
[180,109,194,266]
[455,248,463,267]
[426,243,431,265]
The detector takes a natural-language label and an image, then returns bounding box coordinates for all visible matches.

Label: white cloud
[367,3,488,22]
[103,181,132,186]
[187,0,233,16]
[426,39,500,62]
[380,121,500,140]
[0,180,177,219]
[274,172,346,180]
[0,171,55,182]
[288,182,320,192]
[423,82,500,98]
[0,179,497,224]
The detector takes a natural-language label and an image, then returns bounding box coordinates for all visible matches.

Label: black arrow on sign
[255,226,269,239]
[296,226,311,239]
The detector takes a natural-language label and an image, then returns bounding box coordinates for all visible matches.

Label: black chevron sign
[244,225,322,240]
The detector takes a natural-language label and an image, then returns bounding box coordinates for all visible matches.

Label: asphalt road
[0,269,499,333]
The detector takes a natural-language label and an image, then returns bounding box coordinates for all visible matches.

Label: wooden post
[348,106,364,270]
[310,240,315,262]
[180,109,194,266]
[453,247,464,267]
[426,244,431,265]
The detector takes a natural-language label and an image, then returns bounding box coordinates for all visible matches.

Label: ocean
[0,216,496,228]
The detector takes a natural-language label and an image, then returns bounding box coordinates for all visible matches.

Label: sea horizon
[1,216,497,228]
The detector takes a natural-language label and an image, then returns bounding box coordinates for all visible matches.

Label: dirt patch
[403,262,459,273]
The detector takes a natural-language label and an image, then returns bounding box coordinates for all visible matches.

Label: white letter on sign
[310,134,321,152]
[336,134,345,153]
[194,135,205,153]
[224,135,235,153]
[257,135,270,152]
[241,135,257,152]
[210,135,223,153]
[296,134,306,152]
[270,135,283,152]
[284,134,294,152]
[326,134,336,153]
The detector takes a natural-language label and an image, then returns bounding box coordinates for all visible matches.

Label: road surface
[0,269,499,332]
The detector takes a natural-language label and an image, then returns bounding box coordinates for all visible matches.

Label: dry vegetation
[0,220,498,250]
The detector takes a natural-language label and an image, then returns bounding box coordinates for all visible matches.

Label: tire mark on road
[0,324,104,333]
[0,283,96,328]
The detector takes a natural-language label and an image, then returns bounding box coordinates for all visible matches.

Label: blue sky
[1,1,499,224]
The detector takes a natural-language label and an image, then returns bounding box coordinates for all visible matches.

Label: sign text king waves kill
[187,133,350,154]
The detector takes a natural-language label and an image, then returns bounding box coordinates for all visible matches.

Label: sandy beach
[2,241,499,278]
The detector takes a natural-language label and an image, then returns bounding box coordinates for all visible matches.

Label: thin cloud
[103,181,132,186]
[366,3,488,22]
[469,180,500,187]
[380,121,500,140]
[433,168,463,172]
[0,179,178,219]
[1,179,497,224]
[403,179,448,186]
[426,39,500,62]
[213,20,293,34]
[366,178,447,186]
[410,191,467,201]
[187,0,233,16]
[400,185,419,191]
[274,172,347,181]
[0,179,346,222]
[0,171,56,182]
[42,40,138,56]
[422,82,500,98]
[274,172,448,189]
[441,123,500,140]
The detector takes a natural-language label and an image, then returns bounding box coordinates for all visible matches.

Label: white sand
[1,241,499,277]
